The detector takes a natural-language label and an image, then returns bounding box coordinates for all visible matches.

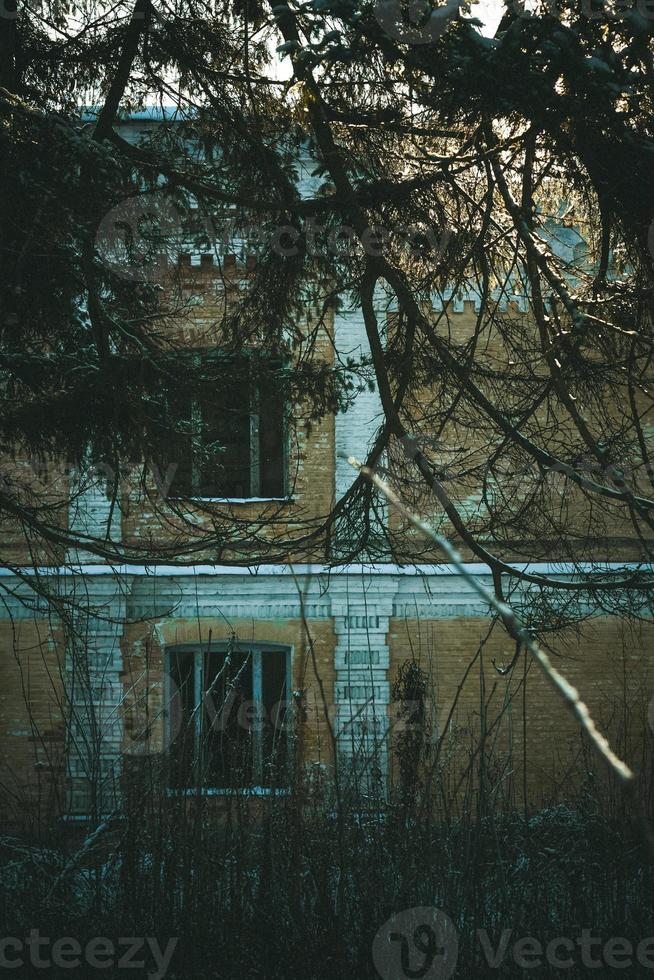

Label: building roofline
[81,105,191,123]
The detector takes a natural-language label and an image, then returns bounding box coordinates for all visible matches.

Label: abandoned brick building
[1,110,652,827]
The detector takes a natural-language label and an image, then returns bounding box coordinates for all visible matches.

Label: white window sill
[168,496,293,504]
[165,786,291,797]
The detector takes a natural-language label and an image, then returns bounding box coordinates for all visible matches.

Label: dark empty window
[166,645,291,791]
[165,354,286,499]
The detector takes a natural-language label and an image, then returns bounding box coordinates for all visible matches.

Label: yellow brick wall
[1,609,652,822]
[0,620,66,827]
[0,458,70,567]
[386,301,653,564]
[389,615,654,808]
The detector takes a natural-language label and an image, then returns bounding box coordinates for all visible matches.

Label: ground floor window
[166,644,291,791]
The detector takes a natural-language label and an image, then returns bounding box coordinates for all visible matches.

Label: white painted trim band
[0,561,651,578]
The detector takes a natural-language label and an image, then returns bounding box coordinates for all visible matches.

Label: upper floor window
[166,643,292,792]
[165,353,286,499]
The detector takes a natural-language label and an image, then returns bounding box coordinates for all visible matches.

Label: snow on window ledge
[165,786,291,797]
[168,496,294,504]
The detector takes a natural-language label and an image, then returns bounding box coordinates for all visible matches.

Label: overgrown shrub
[2,743,654,979]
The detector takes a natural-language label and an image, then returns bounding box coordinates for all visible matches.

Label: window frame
[164,641,294,796]
[167,350,290,503]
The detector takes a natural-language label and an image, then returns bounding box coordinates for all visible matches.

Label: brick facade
[0,117,652,825]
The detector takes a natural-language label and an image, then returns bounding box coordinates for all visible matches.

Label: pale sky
[471,0,505,34]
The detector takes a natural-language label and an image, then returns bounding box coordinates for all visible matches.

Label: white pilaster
[65,578,127,817]
[330,575,397,794]
[67,460,122,564]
